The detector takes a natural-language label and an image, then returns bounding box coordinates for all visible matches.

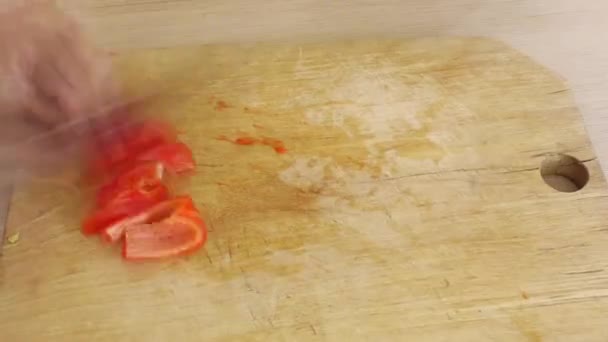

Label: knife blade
[0,95,147,252]
[0,182,13,253]
[0,71,185,253]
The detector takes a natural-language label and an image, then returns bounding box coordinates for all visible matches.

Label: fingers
[32,41,89,120]
[31,7,119,133]
[0,3,122,179]
[10,2,116,119]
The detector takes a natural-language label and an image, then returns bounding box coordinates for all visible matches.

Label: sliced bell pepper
[89,120,176,178]
[136,142,195,174]
[82,183,169,235]
[123,216,206,260]
[82,117,206,261]
[97,162,165,208]
[99,197,206,260]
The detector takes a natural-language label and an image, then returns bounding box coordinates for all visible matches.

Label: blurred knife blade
[0,94,155,254]
[0,55,194,252]
[0,182,13,253]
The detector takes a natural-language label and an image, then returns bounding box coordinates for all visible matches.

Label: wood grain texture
[2,37,608,341]
[50,0,608,176]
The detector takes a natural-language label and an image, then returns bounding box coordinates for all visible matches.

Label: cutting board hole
[540,154,589,192]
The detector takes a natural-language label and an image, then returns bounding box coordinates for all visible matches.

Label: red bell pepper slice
[99,197,206,260]
[83,163,168,235]
[96,162,165,208]
[136,142,195,174]
[89,120,176,178]
[82,183,169,235]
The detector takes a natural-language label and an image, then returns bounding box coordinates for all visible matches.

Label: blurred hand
[0,2,118,181]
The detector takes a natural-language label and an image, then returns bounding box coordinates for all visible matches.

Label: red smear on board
[214,100,231,111]
[217,135,287,154]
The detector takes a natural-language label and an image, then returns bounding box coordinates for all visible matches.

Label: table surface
[57,0,608,175]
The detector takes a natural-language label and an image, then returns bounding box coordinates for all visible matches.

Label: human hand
[0,2,119,181]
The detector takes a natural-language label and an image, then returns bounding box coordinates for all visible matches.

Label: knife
[0,90,170,253]
[0,69,186,253]
[0,182,13,253]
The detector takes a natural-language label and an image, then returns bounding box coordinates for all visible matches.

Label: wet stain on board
[217,135,287,154]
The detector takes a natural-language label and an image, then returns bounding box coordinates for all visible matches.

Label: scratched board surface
[2,38,608,341]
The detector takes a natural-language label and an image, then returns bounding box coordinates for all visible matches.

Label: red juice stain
[215,100,231,111]
[217,135,287,154]
[235,137,257,145]
[274,146,287,154]
[261,137,287,154]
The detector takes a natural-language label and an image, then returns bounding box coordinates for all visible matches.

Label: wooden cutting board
[2,38,608,341]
